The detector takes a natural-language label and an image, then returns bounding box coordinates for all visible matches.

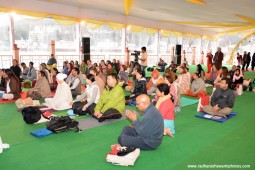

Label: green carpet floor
[0,65,255,170]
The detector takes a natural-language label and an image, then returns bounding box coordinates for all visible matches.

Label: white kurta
[44,81,73,110]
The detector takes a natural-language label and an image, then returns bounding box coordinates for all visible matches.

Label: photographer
[138,47,148,71]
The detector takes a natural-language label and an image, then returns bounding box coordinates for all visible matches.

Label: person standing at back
[242,51,248,71]
[206,52,213,73]
[252,52,255,71]
[138,47,148,72]
[213,47,224,70]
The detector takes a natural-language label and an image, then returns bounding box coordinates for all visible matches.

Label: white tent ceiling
[1,0,255,36]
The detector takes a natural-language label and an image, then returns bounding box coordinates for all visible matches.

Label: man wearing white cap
[44,73,73,110]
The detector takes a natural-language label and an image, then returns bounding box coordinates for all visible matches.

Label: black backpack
[21,106,42,124]
[46,116,80,133]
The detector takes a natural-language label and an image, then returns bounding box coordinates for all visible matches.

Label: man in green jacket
[93,73,125,122]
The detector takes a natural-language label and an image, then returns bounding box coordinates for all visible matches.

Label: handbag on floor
[72,102,86,115]
[46,116,80,133]
[22,106,42,124]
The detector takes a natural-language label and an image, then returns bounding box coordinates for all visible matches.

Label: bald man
[118,94,164,150]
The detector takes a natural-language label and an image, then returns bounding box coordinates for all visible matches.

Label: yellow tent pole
[228,32,255,64]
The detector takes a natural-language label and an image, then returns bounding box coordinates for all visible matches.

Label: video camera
[131,50,140,63]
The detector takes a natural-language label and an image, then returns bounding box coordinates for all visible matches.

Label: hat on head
[152,69,159,76]
[56,73,67,81]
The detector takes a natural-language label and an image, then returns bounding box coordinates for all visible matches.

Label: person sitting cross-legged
[70,74,100,116]
[44,73,73,110]
[0,69,21,100]
[26,71,51,100]
[67,67,81,98]
[186,73,207,98]
[203,78,236,117]
[92,73,125,122]
[125,68,147,105]
[118,94,164,150]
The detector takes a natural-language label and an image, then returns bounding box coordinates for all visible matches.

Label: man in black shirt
[10,59,21,80]
[203,78,235,116]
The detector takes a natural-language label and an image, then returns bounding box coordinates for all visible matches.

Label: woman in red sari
[206,52,213,73]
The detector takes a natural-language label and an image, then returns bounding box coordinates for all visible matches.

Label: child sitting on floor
[155,83,175,137]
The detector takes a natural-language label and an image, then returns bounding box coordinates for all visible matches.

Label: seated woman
[50,68,59,91]
[0,69,20,100]
[214,66,229,88]
[186,73,207,98]
[169,61,177,73]
[0,69,6,91]
[155,83,175,137]
[39,63,51,84]
[44,73,73,110]
[27,71,51,100]
[205,64,218,86]
[106,63,117,75]
[70,74,100,115]
[127,61,135,75]
[232,68,243,89]
[125,68,147,104]
[176,66,190,94]
[89,68,105,95]
[163,68,180,106]
[66,62,73,76]
[147,69,164,95]
[117,65,129,87]
[196,64,205,80]
[96,66,106,84]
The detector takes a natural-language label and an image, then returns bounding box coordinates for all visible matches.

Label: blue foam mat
[195,112,237,123]
[30,128,53,138]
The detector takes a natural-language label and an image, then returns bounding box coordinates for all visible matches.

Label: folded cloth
[30,128,53,138]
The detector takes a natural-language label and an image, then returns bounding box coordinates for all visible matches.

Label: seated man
[44,73,72,110]
[46,54,57,70]
[203,78,235,117]
[27,62,37,81]
[20,62,29,80]
[67,68,81,98]
[118,94,164,150]
[93,73,125,122]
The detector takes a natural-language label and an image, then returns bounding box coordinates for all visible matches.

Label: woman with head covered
[44,73,73,110]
